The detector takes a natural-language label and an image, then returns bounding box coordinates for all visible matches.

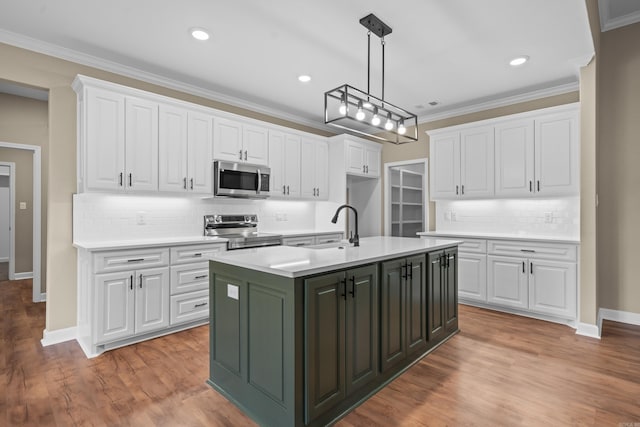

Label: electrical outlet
[136,211,147,225]
[544,212,553,223]
[19,202,27,210]
[451,211,457,222]
[444,211,451,221]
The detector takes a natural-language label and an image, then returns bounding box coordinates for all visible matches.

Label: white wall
[435,197,580,239]
[72,193,342,242]
[0,165,10,261]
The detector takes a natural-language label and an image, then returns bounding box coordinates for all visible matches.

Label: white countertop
[73,236,229,251]
[206,236,462,278]
[417,231,579,245]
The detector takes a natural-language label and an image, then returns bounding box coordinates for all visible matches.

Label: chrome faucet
[331,204,359,247]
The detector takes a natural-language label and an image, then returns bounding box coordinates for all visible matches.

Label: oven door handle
[257,168,261,194]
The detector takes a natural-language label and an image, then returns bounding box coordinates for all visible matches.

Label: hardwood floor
[2,279,639,426]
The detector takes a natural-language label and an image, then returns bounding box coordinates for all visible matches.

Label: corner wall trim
[575,322,601,339]
[14,271,34,280]
[598,308,640,330]
[41,326,77,347]
[36,292,46,303]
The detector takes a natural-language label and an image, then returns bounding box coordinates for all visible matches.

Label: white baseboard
[14,271,33,280]
[0,256,8,262]
[598,308,640,331]
[575,322,601,339]
[35,292,46,302]
[41,326,77,347]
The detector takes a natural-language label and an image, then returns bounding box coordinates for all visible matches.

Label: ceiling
[0,1,597,129]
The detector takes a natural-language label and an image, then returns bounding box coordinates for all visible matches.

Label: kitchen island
[206,236,461,427]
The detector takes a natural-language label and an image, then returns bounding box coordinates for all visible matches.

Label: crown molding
[417,81,579,124]
[0,29,334,134]
[598,0,640,32]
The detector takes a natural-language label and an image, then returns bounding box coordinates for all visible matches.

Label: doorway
[384,159,429,237]
[0,142,42,302]
[0,162,15,281]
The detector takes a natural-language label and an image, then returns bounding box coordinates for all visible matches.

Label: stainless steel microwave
[213,161,271,198]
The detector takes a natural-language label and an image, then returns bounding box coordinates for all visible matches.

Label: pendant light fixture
[324,14,418,144]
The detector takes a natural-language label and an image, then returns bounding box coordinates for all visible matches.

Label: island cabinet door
[344,265,379,396]
[405,254,428,357]
[444,248,459,333]
[427,251,446,343]
[380,258,406,373]
[305,271,346,424]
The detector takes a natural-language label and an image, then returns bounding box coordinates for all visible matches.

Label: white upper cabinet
[429,126,494,199]
[125,97,159,192]
[214,118,268,164]
[300,137,329,199]
[495,119,535,197]
[269,131,301,197]
[158,104,213,194]
[345,139,381,177]
[534,111,579,196]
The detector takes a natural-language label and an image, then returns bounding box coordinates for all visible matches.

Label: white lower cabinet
[487,255,529,310]
[170,289,209,325]
[458,253,487,302]
[529,259,576,319]
[96,266,169,344]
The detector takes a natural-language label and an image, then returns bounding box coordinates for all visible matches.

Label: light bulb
[339,104,347,115]
[384,113,394,131]
[356,102,365,121]
[398,120,406,135]
[371,107,381,126]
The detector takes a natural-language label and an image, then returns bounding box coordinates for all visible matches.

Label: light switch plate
[227,284,239,300]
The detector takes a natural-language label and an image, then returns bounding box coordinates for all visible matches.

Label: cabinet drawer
[314,233,343,244]
[487,240,577,262]
[282,236,316,247]
[94,248,169,273]
[458,238,487,254]
[170,243,226,265]
[170,289,209,325]
[170,262,209,295]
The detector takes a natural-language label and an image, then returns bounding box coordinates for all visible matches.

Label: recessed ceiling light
[190,28,210,41]
[509,56,529,66]
[298,75,311,83]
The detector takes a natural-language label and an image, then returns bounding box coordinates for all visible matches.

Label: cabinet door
[345,140,365,175]
[305,272,346,423]
[86,88,125,191]
[300,137,317,198]
[487,255,528,310]
[444,248,459,333]
[460,126,494,198]
[268,131,286,196]
[125,97,158,192]
[243,124,269,164]
[427,251,445,342]
[158,104,188,192]
[529,260,577,319]
[213,117,243,162]
[364,145,381,177]
[315,140,329,199]
[429,132,460,199]
[187,112,213,193]
[380,258,406,372]
[405,254,428,356]
[494,119,534,197]
[345,265,378,395]
[458,253,487,302]
[283,134,301,197]
[134,267,170,335]
[96,271,134,343]
[534,112,579,196]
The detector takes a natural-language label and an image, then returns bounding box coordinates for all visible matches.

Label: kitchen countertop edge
[417,231,580,245]
[73,236,230,251]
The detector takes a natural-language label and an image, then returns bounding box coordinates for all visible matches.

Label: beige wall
[598,21,640,314]
[382,92,580,231]
[0,41,332,331]
[0,92,48,292]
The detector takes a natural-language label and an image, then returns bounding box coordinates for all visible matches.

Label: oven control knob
[214,215,222,223]
[244,215,251,223]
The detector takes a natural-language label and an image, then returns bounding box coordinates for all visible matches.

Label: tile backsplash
[435,197,580,239]
[73,193,341,242]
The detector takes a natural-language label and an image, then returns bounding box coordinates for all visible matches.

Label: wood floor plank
[2,279,640,426]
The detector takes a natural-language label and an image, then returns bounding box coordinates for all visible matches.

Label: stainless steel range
[204,214,282,250]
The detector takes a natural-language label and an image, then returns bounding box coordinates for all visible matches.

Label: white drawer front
[170,290,209,325]
[487,240,577,262]
[458,238,487,254]
[282,236,316,247]
[314,233,344,244]
[94,248,170,273]
[170,262,209,295]
[170,243,226,265]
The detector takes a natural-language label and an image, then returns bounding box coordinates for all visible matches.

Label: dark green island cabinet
[206,237,459,427]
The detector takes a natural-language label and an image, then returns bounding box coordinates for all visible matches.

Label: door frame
[383,158,429,237]
[0,142,43,302]
[0,162,16,278]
